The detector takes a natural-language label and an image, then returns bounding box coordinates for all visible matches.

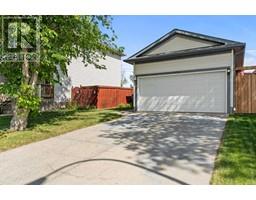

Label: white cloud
[244,50,256,66]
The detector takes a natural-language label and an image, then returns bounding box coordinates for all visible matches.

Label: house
[0,52,124,113]
[124,29,245,113]
[39,52,123,107]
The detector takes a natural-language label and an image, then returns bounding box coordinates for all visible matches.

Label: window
[41,84,54,99]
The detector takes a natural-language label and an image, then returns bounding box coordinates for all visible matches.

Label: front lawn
[0,108,122,152]
[211,114,256,184]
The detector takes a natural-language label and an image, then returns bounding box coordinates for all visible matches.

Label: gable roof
[124,29,245,64]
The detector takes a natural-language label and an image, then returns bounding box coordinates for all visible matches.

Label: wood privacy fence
[72,86,133,109]
[236,72,256,113]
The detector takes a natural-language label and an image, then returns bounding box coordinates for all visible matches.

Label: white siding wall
[134,51,235,108]
[135,52,233,75]
[54,54,122,103]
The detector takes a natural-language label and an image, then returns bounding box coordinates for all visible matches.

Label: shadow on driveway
[23,112,226,185]
[27,158,189,185]
[98,112,226,174]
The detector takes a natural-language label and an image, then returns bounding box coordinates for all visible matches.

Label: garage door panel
[137,71,226,113]
[138,96,222,112]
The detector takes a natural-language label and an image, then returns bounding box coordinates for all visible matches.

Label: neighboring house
[124,29,245,113]
[41,53,122,104]
[0,52,123,112]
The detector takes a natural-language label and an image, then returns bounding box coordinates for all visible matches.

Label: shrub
[115,103,133,111]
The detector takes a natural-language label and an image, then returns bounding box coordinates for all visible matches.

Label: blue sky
[111,16,256,85]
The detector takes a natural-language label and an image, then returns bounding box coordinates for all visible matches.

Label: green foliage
[0,15,122,115]
[65,101,79,110]
[78,105,97,110]
[0,115,11,133]
[15,84,41,112]
[115,103,133,111]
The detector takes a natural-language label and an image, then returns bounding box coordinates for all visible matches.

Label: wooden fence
[72,86,133,109]
[236,72,256,113]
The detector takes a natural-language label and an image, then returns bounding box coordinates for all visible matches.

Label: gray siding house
[125,29,245,113]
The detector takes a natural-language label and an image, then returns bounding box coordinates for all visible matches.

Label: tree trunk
[10,102,30,131]
[9,48,37,131]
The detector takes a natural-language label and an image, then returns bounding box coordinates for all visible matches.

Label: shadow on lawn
[28,109,78,128]
[0,115,11,131]
[0,110,79,132]
[27,109,121,128]
[0,109,121,132]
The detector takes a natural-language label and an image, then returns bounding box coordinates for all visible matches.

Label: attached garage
[124,29,245,113]
[137,70,227,112]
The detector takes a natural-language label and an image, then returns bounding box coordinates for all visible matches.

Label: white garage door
[137,70,227,113]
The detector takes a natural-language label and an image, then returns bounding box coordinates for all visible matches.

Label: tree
[0,16,123,131]
[121,69,128,87]
[129,74,134,88]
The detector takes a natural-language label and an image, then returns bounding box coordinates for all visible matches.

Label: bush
[65,101,79,110]
[115,103,133,111]
[77,105,97,111]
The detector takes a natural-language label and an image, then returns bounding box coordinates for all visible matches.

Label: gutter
[124,44,245,64]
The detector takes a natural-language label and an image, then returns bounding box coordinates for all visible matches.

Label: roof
[124,29,245,64]
[108,48,125,57]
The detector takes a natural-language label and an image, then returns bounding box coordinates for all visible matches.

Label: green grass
[0,108,122,152]
[211,114,256,184]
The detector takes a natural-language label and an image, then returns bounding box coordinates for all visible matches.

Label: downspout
[231,49,235,113]
[134,74,137,112]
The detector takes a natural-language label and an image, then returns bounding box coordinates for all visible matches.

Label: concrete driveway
[0,112,226,185]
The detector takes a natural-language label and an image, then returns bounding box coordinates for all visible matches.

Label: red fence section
[72,85,133,109]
